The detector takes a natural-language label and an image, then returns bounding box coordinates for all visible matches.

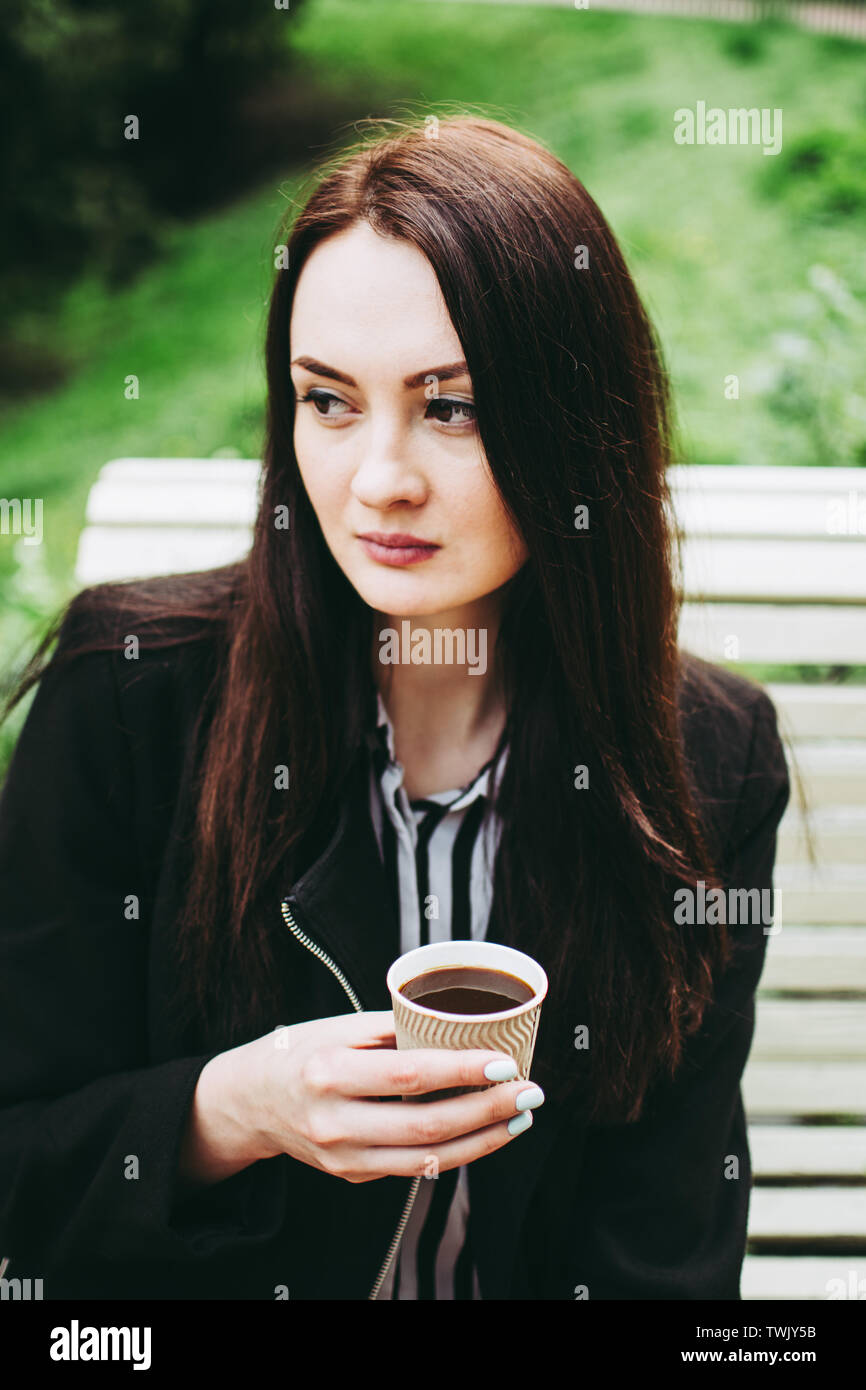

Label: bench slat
[741,1255,865,1299]
[766,685,866,741]
[779,741,866,798]
[679,604,866,665]
[93,457,261,482]
[753,1002,866,1060]
[749,1124,866,1178]
[76,527,251,585]
[674,492,866,538]
[86,482,259,526]
[680,538,866,602]
[773,864,866,926]
[668,463,866,494]
[748,1187,866,1241]
[776,807,866,866]
[743,1061,866,1117]
[760,928,866,992]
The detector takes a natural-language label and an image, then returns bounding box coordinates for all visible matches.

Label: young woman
[0,114,790,1301]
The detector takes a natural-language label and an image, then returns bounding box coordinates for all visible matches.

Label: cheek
[295,440,345,521]
[467,477,526,572]
[488,525,528,583]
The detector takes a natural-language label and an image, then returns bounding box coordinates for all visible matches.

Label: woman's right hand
[179,1011,545,1188]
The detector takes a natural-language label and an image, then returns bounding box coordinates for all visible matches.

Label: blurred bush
[760,126,866,221]
[746,264,866,466]
[0,539,71,782]
[0,0,322,391]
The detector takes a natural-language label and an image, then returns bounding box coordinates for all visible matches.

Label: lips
[357,532,439,548]
[357,532,441,567]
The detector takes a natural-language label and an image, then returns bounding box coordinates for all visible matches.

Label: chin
[358,582,464,619]
[342,564,426,605]
[366,593,451,618]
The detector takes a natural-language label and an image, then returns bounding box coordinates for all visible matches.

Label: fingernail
[484,1057,519,1081]
[507,1110,533,1136]
[515,1085,545,1111]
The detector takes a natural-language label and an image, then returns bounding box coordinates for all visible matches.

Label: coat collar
[280,743,401,1013]
[282,675,518,1012]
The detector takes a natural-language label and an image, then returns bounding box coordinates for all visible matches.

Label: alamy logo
[0,1255,42,1300]
[378,620,487,674]
[0,497,43,544]
[49,1319,152,1371]
[674,880,781,934]
[674,102,783,156]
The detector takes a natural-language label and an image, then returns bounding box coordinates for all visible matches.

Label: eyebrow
[290,356,471,391]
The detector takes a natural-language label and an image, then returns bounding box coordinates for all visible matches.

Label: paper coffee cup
[386,940,548,1102]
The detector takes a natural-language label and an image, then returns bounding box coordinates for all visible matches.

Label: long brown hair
[2,113,741,1124]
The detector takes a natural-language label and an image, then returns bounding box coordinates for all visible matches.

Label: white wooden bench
[75,459,866,1300]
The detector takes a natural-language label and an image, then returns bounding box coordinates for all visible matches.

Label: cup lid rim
[387,940,548,1020]
[393,991,544,1023]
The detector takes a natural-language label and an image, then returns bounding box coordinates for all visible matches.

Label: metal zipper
[279,897,420,1300]
[367,1173,421,1301]
[280,896,364,1011]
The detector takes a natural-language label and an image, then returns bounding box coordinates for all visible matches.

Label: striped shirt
[366,691,509,1300]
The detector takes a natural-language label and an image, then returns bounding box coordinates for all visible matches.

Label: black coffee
[400,965,534,1015]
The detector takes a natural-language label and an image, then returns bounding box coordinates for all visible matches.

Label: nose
[350,420,429,509]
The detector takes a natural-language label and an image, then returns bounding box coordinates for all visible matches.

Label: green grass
[0,189,288,589]
[1,0,864,734]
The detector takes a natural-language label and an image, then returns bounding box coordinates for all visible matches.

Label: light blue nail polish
[515,1085,545,1111]
[507,1111,533,1136]
[484,1057,519,1081]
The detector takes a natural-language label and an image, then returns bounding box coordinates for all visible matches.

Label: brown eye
[425,397,477,427]
[296,389,352,418]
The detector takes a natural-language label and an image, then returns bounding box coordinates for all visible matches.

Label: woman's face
[289,221,528,622]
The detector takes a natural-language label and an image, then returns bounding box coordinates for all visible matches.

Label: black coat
[0,589,790,1300]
